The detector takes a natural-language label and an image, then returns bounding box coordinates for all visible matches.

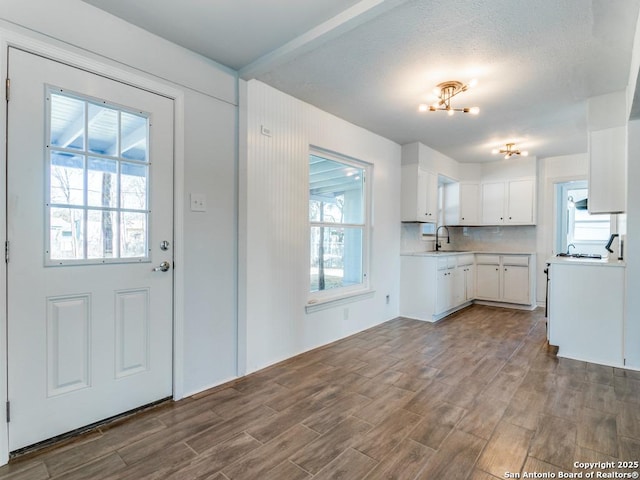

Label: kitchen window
[308,149,371,304]
[556,180,610,254]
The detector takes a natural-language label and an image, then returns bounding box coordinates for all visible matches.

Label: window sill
[305,289,375,314]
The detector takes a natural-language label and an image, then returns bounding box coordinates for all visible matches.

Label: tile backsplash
[401,223,537,253]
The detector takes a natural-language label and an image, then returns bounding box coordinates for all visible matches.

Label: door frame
[0,26,187,464]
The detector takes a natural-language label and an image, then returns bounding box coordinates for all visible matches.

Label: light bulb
[468,78,478,88]
[418,104,428,112]
[448,109,455,116]
[521,151,529,157]
[504,154,510,159]
[491,148,499,154]
[469,106,480,115]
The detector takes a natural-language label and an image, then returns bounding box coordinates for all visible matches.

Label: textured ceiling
[83,0,640,163]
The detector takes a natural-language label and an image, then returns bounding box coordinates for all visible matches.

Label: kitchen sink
[556,253,602,259]
[432,250,469,254]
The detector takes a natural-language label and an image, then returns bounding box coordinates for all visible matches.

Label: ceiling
[82,0,640,164]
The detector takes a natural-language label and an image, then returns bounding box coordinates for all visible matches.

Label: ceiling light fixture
[492,143,528,159]
[419,80,479,115]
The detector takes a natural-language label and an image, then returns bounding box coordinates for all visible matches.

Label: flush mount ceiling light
[418,80,479,116]
[492,143,528,159]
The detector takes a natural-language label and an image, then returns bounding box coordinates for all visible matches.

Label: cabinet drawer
[457,254,474,266]
[503,255,529,266]
[476,255,500,265]
[437,256,457,270]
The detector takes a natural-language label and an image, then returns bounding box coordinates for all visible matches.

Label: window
[46,89,150,265]
[309,150,370,299]
[556,181,610,254]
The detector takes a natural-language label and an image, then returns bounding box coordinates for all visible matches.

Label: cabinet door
[502,265,529,304]
[423,170,438,221]
[452,267,464,307]
[401,165,437,222]
[589,126,626,214]
[481,182,505,224]
[475,264,500,300]
[464,265,476,301]
[435,270,452,314]
[507,179,535,224]
[459,183,479,224]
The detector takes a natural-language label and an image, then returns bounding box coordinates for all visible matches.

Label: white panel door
[6,48,174,451]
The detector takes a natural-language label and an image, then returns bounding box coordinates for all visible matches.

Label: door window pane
[121,163,148,210]
[49,93,85,151]
[49,207,85,260]
[121,112,148,161]
[87,103,118,156]
[87,158,118,208]
[87,210,118,259]
[50,152,84,206]
[121,212,147,258]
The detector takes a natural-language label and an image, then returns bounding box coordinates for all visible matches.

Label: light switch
[190,193,207,212]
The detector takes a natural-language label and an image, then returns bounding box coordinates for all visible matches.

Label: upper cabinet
[588,126,626,214]
[401,164,438,222]
[444,182,480,225]
[480,178,536,225]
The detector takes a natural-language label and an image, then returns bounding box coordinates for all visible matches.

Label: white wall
[536,153,588,306]
[0,0,238,412]
[626,119,640,368]
[239,80,401,374]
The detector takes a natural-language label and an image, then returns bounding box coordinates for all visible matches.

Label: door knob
[153,261,171,272]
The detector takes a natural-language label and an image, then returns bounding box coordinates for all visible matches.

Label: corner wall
[239,80,401,374]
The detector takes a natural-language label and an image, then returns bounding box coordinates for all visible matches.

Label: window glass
[309,152,369,295]
[46,89,150,264]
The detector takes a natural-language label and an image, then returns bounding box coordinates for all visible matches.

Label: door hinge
[4,241,9,263]
[5,78,9,102]
[6,402,10,423]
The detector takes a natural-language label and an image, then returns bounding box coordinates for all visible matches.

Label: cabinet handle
[509,216,512,219]
[505,268,508,271]
[461,217,465,220]
[500,217,503,220]
[495,268,499,271]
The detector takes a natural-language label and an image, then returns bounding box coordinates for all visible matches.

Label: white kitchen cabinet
[475,254,532,305]
[400,254,471,322]
[475,261,501,300]
[548,259,624,367]
[481,183,506,225]
[458,255,475,302]
[588,126,626,214]
[480,179,536,225]
[436,269,455,314]
[444,182,480,225]
[401,164,438,222]
[502,264,530,304]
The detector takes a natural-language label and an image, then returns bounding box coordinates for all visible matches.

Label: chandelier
[419,80,479,115]
[492,143,528,159]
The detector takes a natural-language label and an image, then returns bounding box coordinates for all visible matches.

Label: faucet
[566,243,576,255]
[435,225,450,251]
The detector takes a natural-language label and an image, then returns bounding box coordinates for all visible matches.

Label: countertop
[546,255,626,268]
[401,250,536,257]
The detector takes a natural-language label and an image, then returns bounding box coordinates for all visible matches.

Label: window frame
[307,147,372,307]
[44,86,152,266]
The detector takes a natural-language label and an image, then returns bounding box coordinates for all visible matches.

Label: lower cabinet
[400,252,535,322]
[475,254,533,306]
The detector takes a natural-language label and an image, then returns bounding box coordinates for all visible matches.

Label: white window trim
[307,147,372,309]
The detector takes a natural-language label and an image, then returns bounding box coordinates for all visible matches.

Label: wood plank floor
[2,305,640,480]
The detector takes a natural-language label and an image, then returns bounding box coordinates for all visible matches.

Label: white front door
[6,48,174,451]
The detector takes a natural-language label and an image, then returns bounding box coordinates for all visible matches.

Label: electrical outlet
[190,193,206,212]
